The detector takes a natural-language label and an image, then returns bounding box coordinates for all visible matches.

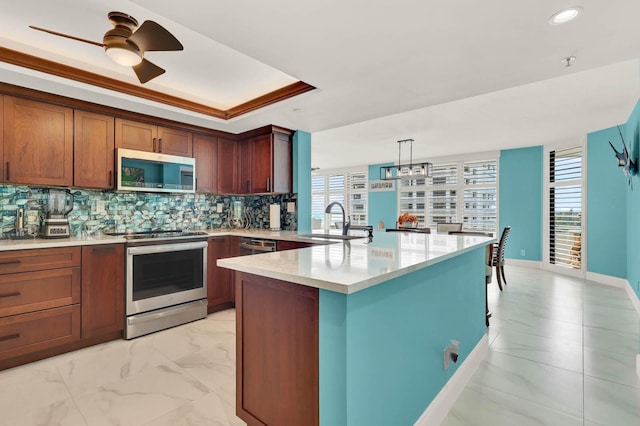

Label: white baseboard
[506,259,542,269]
[585,271,628,288]
[585,272,640,317]
[414,334,489,426]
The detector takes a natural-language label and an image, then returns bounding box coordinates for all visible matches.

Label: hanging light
[380,139,432,180]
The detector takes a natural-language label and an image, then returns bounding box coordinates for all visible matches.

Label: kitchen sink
[298,233,364,241]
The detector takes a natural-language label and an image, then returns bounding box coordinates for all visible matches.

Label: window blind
[549,146,582,269]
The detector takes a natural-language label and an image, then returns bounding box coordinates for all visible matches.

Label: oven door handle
[127,241,208,256]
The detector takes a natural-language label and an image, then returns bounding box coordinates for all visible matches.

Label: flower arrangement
[397,212,418,227]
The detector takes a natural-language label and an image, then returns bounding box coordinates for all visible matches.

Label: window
[311,170,368,229]
[399,158,497,233]
[546,145,583,270]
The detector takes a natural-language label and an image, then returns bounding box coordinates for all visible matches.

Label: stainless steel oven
[119,231,209,339]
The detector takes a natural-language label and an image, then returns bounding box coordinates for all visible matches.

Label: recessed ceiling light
[549,6,583,25]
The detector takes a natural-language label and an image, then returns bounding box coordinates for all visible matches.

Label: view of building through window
[399,159,498,233]
[311,171,368,230]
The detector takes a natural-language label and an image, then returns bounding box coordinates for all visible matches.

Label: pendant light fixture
[380,139,432,180]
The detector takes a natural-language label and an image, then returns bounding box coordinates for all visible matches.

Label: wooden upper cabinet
[217,137,237,194]
[3,96,73,186]
[0,95,3,181]
[238,129,292,194]
[115,118,192,156]
[157,126,192,157]
[74,110,115,189]
[193,133,217,193]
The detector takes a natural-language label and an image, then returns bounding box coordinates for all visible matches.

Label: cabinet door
[250,134,273,193]
[0,95,3,181]
[115,118,157,152]
[272,132,292,193]
[217,137,237,194]
[157,126,192,156]
[238,138,252,193]
[74,110,115,189]
[81,244,125,339]
[3,96,73,186]
[193,133,217,193]
[207,236,233,313]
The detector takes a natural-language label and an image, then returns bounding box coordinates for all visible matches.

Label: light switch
[216,203,223,213]
[287,202,296,213]
[96,200,106,213]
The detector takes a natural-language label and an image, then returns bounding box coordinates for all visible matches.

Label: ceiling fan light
[548,6,583,25]
[106,46,142,66]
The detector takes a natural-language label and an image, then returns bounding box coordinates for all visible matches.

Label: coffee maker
[41,189,74,238]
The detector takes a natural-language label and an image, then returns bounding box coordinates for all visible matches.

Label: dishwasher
[239,237,277,255]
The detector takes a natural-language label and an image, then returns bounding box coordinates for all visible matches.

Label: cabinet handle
[266,177,270,192]
[159,138,163,152]
[0,333,20,343]
[0,260,20,266]
[153,138,158,152]
[0,292,20,298]
[5,161,9,181]
[108,170,113,187]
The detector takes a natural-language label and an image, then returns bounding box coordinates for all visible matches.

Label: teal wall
[499,147,543,261]
[319,247,487,426]
[586,127,628,278]
[293,130,312,233]
[367,163,397,229]
[624,99,640,297]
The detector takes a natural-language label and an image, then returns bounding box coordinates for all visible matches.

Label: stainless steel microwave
[116,148,196,194]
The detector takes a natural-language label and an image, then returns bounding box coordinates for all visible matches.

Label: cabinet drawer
[0,247,81,274]
[0,305,80,360]
[0,268,81,317]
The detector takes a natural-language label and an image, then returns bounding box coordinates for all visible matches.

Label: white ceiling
[0,0,639,170]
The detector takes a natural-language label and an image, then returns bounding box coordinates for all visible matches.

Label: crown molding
[0,46,315,120]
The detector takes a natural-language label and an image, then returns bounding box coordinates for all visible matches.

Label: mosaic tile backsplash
[0,185,298,238]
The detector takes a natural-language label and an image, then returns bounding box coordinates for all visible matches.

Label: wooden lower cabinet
[0,244,124,371]
[0,305,80,361]
[236,273,319,426]
[207,236,233,313]
[81,244,125,339]
[276,240,314,251]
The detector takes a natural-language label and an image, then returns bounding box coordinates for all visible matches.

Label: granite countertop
[218,232,495,294]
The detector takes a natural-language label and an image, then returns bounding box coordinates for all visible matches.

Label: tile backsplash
[0,185,297,237]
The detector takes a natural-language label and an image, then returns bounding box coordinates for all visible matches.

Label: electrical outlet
[520,249,526,257]
[95,200,106,213]
[287,202,296,213]
[216,203,223,213]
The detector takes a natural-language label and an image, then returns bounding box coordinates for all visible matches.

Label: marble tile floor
[442,266,640,426]
[0,308,246,426]
[2,266,640,426]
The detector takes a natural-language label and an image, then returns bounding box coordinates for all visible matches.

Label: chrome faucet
[325,202,350,235]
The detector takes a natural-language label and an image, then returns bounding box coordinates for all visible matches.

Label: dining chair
[436,222,463,233]
[491,226,512,291]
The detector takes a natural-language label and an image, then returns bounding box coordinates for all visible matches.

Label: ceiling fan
[30,11,183,84]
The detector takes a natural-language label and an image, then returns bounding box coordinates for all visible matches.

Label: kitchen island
[218,231,494,426]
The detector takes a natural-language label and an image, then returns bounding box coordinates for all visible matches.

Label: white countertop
[0,228,331,251]
[218,232,495,294]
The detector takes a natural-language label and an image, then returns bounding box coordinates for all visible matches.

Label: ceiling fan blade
[29,26,104,47]
[132,58,165,83]
[128,20,183,52]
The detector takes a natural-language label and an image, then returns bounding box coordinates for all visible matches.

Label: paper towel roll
[269,204,281,230]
